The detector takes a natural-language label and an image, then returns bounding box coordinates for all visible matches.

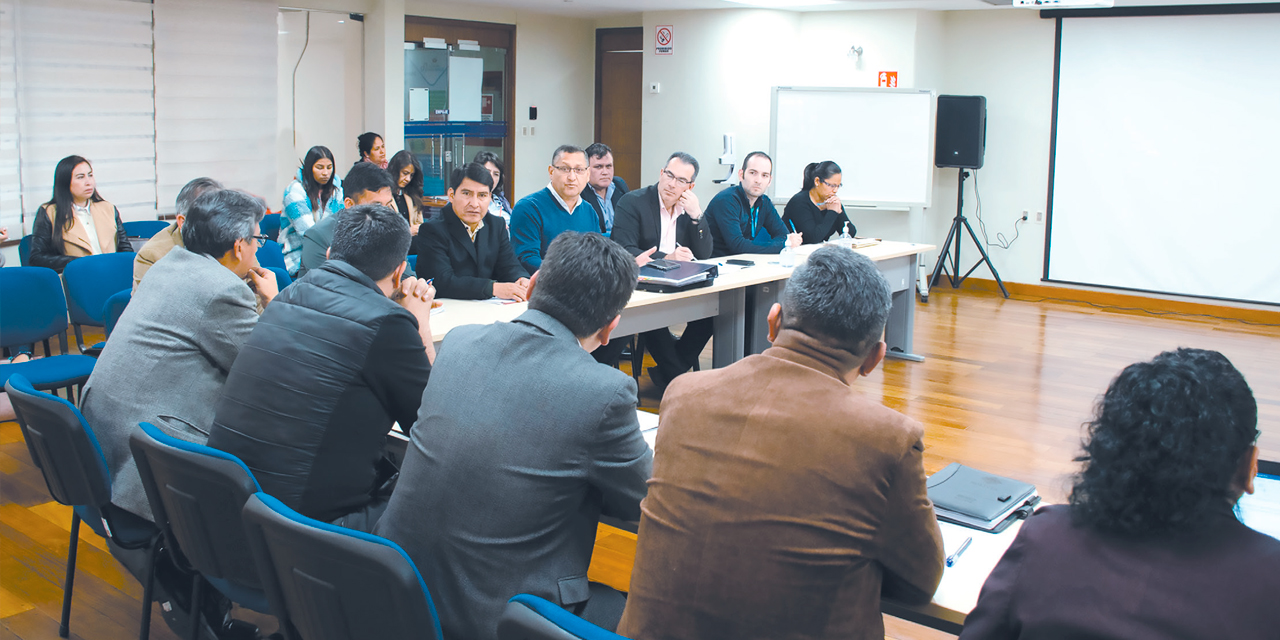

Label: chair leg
[138,535,161,640]
[60,512,81,638]
[630,336,644,386]
[188,575,205,640]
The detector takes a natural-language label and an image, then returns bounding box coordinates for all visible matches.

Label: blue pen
[787,219,797,234]
[946,537,972,567]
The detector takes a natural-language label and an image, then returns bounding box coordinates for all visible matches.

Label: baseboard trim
[931,278,1280,326]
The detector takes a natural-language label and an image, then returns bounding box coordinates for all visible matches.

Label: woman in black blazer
[960,348,1279,639]
[781,160,854,245]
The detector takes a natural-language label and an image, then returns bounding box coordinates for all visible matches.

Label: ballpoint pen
[946,536,972,567]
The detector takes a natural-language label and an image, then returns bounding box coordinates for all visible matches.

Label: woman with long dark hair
[473,151,512,226]
[356,132,388,169]
[29,155,131,272]
[387,150,424,240]
[281,145,343,276]
[960,348,1277,639]
[781,160,854,245]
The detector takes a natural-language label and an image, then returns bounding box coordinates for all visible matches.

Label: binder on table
[927,463,1039,533]
[637,261,718,293]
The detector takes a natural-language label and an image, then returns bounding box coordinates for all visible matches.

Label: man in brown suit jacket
[618,246,944,640]
[133,177,223,290]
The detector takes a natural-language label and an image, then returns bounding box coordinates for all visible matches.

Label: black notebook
[927,463,1038,531]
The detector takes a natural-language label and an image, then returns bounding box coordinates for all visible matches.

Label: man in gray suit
[376,231,652,640]
[82,188,277,521]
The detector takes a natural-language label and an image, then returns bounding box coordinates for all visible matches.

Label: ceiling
[449,0,1276,18]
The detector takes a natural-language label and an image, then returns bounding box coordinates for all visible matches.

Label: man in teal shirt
[510,145,602,273]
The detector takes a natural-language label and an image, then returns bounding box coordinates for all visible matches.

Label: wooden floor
[3,288,1277,640]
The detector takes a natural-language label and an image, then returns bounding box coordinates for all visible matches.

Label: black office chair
[129,420,272,640]
[240,492,445,640]
[4,374,161,640]
[497,594,633,640]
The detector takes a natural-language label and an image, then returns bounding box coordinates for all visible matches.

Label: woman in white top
[29,155,131,273]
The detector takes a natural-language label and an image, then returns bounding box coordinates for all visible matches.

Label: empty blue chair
[122,220,169,239]
[0,267,96,399]
[266,266,292,291]
[130,421,271,640]
[498,594,632,640]
[19,234,32,266]
[5,374,161,640]
[104,288,132,338]
[241,492,444,640]
[260,213,282,243]
[407,254,418,273]
[61,252,136,353]
[256,240,286,271]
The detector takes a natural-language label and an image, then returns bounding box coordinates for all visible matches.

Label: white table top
[427,241,935,345]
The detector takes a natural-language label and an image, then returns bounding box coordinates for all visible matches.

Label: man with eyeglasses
[705,151,802,257]
[510,144,603,274]
[610,152,715,389]
[581,142,630,236]
[81,188,279,639]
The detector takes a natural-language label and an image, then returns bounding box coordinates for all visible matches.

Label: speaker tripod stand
[928,168,1008,298]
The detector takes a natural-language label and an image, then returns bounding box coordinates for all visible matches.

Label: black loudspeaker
[935,95,986,169]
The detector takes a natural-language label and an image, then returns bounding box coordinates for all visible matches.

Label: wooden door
[595,28,643,190]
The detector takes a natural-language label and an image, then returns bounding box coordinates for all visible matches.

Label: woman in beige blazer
[29,155,130,272]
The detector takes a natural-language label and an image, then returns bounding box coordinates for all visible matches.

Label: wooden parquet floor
[3,288,1277,640]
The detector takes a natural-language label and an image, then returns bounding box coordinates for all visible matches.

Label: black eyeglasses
[251,235,270,247]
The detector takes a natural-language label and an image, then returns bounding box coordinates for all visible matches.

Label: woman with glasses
[781,160,854,245]
[29,155,132,272]
[474,151,513,228]
[282,146,344,276]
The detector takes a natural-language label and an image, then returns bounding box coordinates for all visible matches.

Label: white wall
[639,9,931,246]
[276,9,365,205]
[928,9,1057,285]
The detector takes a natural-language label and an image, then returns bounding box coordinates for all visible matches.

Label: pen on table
[946,536,972,567]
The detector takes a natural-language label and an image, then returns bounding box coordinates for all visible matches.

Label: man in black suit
[610,152,714,390]
[581,142,629,236]
[417,163,529,301]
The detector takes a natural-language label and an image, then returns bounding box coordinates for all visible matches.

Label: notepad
[928,463,1038,531]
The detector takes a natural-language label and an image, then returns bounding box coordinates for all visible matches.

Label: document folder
[927,463,1039,532]
[637,261,718,293]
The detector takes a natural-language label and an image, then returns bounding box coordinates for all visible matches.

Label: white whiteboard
[771,87,935,208]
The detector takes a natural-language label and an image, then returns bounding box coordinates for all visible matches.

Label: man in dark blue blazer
[581,142,629,236]
[417,163,529,300]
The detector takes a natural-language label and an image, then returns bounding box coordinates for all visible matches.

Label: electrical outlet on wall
[1035,211,1044,223]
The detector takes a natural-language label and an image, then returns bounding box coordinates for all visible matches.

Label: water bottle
[780,244,796,268]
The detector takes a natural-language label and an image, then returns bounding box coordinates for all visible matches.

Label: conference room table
[428,239,935,364]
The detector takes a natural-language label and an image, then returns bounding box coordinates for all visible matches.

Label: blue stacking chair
[0,267,96,399]
[260,213,282,243]
[407,254,418,273]
[104,288,133,338]
[497,594,633,640]
[256,240,286,271]
[241,493,444,640]
[122,220,169,239]
[265,266,292,291]
[19,234,33,265]
[61,252,136,353]
[129,421,272,640]
[5,374,162,640]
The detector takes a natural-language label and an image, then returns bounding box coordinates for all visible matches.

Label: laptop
[1238,459,1280,541]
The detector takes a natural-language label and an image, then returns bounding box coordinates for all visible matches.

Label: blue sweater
[510,187,602,273]
[705,184,787,257]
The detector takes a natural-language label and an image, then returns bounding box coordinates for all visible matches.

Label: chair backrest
[256,240,286,270]
[3,374,113,509]
[260,213,282,243]
[62,252,137,327]
[241,493,444,640]
[497,594,631,640]
[128,420,262,589]
[18,234,32,266]
[103,288,132,337]
[0,266,72,348]
[407,254,418,273]
[122,220,169,239]
[266,266,291,291]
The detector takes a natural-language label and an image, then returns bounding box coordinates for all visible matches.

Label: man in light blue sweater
[510,145,603,274]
